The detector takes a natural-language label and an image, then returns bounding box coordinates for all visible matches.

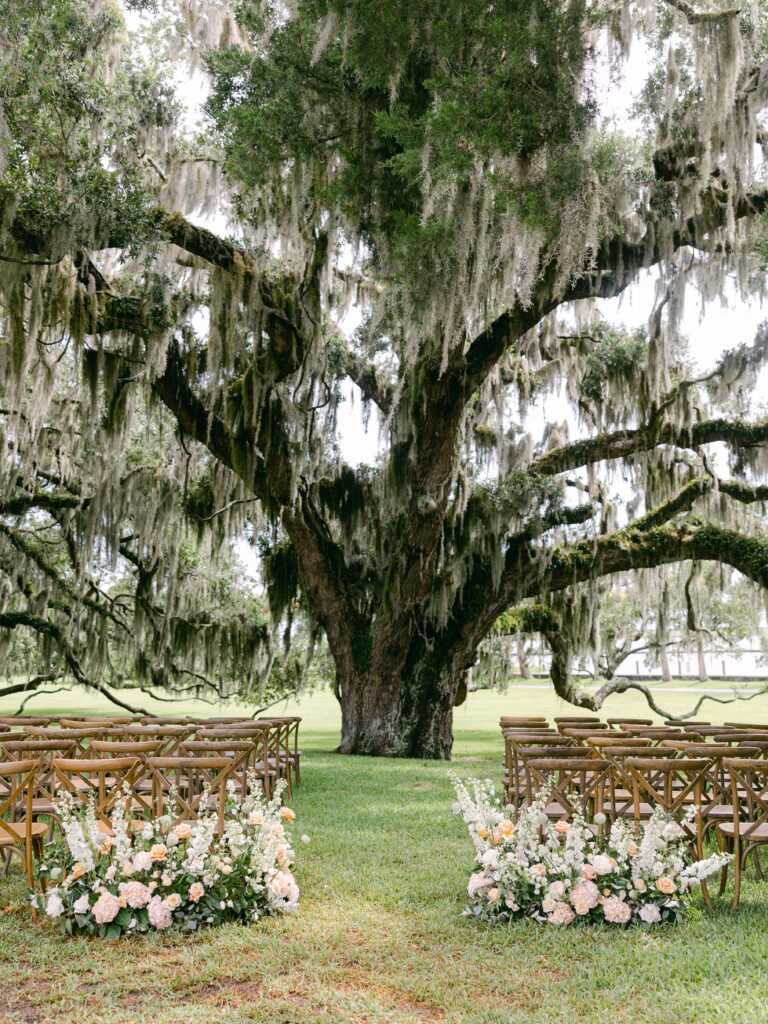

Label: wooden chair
[144,756,233,834]
[718,758,768,907]
[0,737,80,825]
[505,741,589,805]
[50,756,145,832]
[553,716,603,725]
[199,723,274,796]
[606,718,654,727]
[0,760,47,891]
[523,757,611,823]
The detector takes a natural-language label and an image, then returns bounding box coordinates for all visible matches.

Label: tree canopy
[2,0,768,755]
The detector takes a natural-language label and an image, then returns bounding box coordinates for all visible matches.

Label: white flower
[73,894,90,915]
[592,854,613,876]
[593,812,607,826]
[45,893,65,918]
[300,834,310,844]
[49,867,62,880]
[639,903,661,924]
[132,852,153,873]
[141,824,154,841]
[662,822,684,842]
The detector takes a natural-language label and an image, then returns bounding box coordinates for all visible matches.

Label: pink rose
[581,864,597,881]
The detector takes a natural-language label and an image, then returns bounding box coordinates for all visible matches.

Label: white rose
[45,893,65,918]
[592,855,613,876]
[73,894,90,915]
[639,903,661,924]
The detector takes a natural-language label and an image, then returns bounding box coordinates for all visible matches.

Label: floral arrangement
[450,773,730,926]
[33,774,308,937]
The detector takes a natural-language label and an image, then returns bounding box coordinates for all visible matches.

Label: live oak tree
[3,0,768,756]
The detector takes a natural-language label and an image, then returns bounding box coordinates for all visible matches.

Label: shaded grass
[2,691,768,1023]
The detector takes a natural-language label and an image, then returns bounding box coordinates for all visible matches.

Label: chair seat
[31,798,57,815]
[705,804,736,819]
[604,802,655,818]
[0,822,48,845]
[717,821,768,840]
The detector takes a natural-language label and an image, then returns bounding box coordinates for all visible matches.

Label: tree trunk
[336,635,464,759]
[696,636,709,682]
[517,640,532,679]
[659,644,672,682]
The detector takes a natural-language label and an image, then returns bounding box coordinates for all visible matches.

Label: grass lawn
[2,687,768,1024]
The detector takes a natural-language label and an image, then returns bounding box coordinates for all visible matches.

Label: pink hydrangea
[602,896,632,924]
[118,881,152,909]
[548,902,575,925]
[92,891,121,925]
[147,895,173,930]
[569,880,600,915]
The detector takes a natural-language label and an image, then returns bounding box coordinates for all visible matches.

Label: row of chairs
[499,714,768,907]
[0,714,302,896]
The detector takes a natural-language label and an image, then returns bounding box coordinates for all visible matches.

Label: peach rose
[487,888,501,905]
[581,864,597,881]
[164,893,182,910]
[542,897,557,914]
[248,811,264,827]
[188,882,205,903]
[554,821,570,834]
[498,819,516,839]
[174,823,193,840]
[280,807,296,821]
[531,863,546,877]
[71,863,86,880]
[656,876,676,895]
[149,844,167,862]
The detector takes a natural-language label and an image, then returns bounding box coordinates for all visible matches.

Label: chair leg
[733,835,742,909]
[752,846,765,881]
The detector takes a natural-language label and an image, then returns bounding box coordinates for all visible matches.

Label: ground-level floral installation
[450,773,729,926]
[34,775,307,937]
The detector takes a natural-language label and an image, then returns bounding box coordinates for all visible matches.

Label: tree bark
[336,630,466,759]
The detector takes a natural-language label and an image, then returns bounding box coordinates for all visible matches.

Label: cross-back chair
[0,759,48,892]
[144,756,234,834]
[718,758,768,907]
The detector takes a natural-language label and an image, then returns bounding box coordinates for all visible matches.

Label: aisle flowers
[33,774,304,937]
[449,773,729,926]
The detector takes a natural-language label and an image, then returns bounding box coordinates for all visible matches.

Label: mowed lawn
[2,686,768,1024]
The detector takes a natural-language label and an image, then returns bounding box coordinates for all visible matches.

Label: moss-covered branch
[529,419,768,477]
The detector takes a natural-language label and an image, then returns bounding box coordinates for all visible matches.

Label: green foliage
[0,0,172,255]
[206,0,596,257]
[578,323,648,409]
